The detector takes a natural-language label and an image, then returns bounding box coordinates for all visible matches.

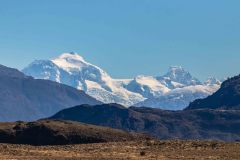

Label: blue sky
[0,0,239,80]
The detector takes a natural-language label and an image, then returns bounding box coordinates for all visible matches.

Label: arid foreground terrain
[0,140,239,160]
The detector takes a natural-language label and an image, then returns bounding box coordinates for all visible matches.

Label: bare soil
[0,140,239,160]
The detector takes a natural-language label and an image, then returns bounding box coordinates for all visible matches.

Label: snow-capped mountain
[23,52,144,106]
[157,66,202,89]
[125,75,170,98]
[204,77,221,86]
[0,64,101,121]
[135,83,220,110]
[23,52,221,109]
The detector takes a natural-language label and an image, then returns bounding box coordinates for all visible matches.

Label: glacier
[23,52,221,110]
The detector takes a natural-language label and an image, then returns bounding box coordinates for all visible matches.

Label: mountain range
[23,52,221,110]
[49,104,240,141]
[0,64,101,122]
[0,53,239,142]
[48,74,240,141]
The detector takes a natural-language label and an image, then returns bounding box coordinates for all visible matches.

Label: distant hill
[187,75,240,110]
[0,64,101,122]
[49,103,240,141]
[0,120,148,145]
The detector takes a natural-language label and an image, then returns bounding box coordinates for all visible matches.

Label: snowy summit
[23,52,221,110]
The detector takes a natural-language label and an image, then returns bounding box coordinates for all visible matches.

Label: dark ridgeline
[187,75,240,110]
[47,76,240,142]
[0,65,101,122]
[49,103,240,142]
[0,120,149,145]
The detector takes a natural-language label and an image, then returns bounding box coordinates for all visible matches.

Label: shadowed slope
[0,120,149,145]
[0,65,101,121]
[49,104,240,141]
[187,75,240,110]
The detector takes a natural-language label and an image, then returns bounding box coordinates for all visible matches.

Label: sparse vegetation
[140,151,146,156]
[0,140,239,160]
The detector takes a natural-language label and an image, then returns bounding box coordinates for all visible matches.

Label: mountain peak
[69,51,77,55]
[167,66,188,76]
[204,77,221,85]
[169,66,184,71]
[51,52,88,71]
[55,52,85,62]
[161,66,201,86]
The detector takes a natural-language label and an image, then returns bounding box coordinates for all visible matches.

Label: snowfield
[23,52,221,110]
